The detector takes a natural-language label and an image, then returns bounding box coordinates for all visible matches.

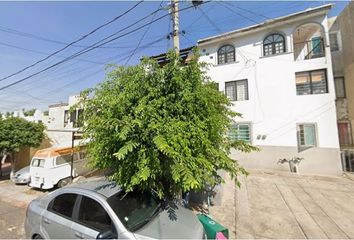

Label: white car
[12,166,30,184]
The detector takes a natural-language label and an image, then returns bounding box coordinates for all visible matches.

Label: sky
[0,0,349,112]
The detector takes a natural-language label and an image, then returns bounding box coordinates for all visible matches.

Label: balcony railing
[294,38,325,61]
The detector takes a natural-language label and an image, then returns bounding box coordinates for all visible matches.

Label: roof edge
[198,3,333,45]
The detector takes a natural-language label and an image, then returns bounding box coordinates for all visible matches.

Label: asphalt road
[0,199,26,239]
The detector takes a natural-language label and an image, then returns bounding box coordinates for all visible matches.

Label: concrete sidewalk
[210,169,354,239]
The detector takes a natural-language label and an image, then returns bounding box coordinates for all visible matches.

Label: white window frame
[225,80,249,101]
[297,123,317,148]
[228,122,252,143]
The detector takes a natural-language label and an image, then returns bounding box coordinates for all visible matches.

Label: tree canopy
[0,117,45,155]
[81,51,257,199]
[23,108,36,117]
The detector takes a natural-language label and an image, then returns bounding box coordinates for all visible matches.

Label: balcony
[293,23,326,61]
[294,38,325,61]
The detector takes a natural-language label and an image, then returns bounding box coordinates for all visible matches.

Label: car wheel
[57,177,72,188]
[33,234,43,239]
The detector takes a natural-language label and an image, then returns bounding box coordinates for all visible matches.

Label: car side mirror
[97,230,117,239]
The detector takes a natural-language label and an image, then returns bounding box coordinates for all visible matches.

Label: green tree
[0,117,45,177]
[81,51,257,199]
[23,108,36,117]
[5,112,13,118]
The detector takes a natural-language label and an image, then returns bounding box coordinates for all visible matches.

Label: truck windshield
[107,190,161,232]
[31,158,45,167]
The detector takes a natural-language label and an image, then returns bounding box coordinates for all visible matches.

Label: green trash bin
[197,214,229,239]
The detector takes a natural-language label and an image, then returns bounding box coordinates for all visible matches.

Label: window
[228,123,251,143]
[107,190,159,232]
[311,37,323,55]
[76,109,84,128]
[55,154,71,166]
[329,32,339,51]
[296,69,328,95]
[217,45,235,64]
[334,77,345,98]
[263,33,286,56]
[48,193,77,219]
[225,80,248,101]
[31,158,45,167]
[338,122,352,146]
[64,110,70,127]
[298,124,317,147]
[78,196,112,232]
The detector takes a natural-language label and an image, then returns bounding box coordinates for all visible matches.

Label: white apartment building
[13,95,84,147]
[46,95,83,147]
[198,4,342,175]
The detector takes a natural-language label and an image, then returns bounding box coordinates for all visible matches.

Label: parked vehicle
[11,166,31,184]
[25,179,205,239]
[29,146,90,190]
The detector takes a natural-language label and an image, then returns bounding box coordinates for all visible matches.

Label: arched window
[218,45,235,64]
[263,33,286,56]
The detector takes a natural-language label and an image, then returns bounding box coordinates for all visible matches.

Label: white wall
[47,105,67,129]
[199,14,340,162]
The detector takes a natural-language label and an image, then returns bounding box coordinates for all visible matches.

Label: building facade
[329,2,354,172]
[198,4,342,175]
[8,95,83,171]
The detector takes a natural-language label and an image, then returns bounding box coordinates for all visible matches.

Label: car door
[41,193,78,239]
[70,195,117,239]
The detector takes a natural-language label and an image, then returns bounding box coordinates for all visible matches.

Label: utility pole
[171,0,180,54]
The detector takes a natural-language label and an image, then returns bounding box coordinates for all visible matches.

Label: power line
[124,0,163,66]
[0,6,164,91]
[217,2,260,25]
[198,7,223,34]
[0,25,149,49]
[6,35,165,95]
[0,1,210,92]
[0,36,166,109]
[0,1,143,82]
[224,2,270,20]
[0,40,104,65]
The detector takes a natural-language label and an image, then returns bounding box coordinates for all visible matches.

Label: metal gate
[341,149,354,172]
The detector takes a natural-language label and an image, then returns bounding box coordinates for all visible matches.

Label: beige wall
[339,3,354,147]
[231,145,342,175]
[329,3,354,149]
[15,138,52,171]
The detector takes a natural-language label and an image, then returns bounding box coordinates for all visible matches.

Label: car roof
[68,178,121,198]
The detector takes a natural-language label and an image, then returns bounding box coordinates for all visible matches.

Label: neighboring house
[6,95,84,171]
[197,4,341,175]
[328,2,354,172]
[13,109,45,123]
[45,95,84,147]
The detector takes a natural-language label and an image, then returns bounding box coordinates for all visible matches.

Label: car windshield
[107,190,160,232]
[31,158,45,167]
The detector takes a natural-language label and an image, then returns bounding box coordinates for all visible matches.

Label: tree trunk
[10,152,16,179]
[0,153,7,178]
